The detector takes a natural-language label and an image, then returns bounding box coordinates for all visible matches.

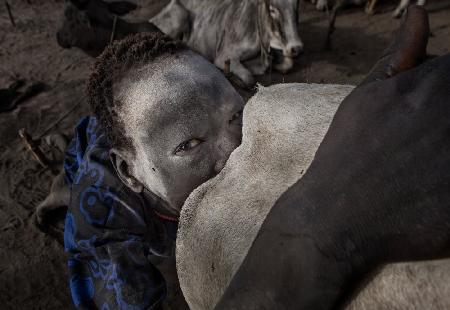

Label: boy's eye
[174,138,204,155]
[229,110,243,124]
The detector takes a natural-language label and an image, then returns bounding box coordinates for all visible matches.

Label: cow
[177,8,450,309]
[56,0,160,57]
[379,0,427,17]
[324,0,427,50]
[150,0,304,86]
[176,82,450,310]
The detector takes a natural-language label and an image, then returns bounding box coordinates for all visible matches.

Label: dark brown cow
[217,6,450,310]
[56,0,160,57]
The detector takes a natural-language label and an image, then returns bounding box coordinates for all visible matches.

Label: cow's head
[259,0,303,72]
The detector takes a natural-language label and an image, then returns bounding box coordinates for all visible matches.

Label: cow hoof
[365,4,375,15]
[240,75,255,87]
[315,0,328,11]
[250,65,268,76]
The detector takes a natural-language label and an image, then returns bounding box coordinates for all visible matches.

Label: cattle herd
[57,0,427,86]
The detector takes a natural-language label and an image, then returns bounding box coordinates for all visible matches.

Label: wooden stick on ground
[5,0,15,27]
[37,99,83,139]
[110,15,118,45]
[224,59,231,75]
[19,128,49,168]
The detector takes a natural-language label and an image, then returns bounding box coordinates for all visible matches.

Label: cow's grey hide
[150,0,303,86]
[177,83,450,310]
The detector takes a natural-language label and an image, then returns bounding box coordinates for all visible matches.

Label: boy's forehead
[114,50,237,142]
[115,51,222,101]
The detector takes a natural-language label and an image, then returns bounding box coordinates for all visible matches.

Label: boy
[64,31,244,309]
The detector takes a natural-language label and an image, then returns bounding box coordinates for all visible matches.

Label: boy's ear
[109,148,144,193]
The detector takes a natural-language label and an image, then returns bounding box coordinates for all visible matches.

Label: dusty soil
[0,0,449,309]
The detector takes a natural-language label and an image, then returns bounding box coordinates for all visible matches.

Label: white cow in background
[176,83,450,310]
[150,0,304,86]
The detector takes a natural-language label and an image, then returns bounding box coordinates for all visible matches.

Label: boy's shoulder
[64,116,109,187]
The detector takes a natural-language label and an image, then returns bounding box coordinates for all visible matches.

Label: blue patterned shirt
[63,117,180,310]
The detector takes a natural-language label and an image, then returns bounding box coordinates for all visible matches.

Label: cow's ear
[109,148,143,193]
[107,1,138,16]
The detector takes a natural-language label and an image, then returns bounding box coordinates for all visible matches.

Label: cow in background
[150,0,304,86]
[375,0,426,17]
[57,0,160,57]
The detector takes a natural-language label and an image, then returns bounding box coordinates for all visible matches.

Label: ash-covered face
[111,51,244,213]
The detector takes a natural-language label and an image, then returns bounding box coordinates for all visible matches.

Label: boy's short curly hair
[87,31,187,153]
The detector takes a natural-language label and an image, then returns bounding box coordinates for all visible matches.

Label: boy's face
[113,51,244,212]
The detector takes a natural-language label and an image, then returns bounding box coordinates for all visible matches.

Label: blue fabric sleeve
[63,117,175,310]
[65,212,166,310]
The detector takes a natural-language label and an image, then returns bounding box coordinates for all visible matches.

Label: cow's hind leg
[365,0,378,14]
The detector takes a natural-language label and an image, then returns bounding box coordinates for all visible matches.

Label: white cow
[176,83,450,310]
[150,0,304,86]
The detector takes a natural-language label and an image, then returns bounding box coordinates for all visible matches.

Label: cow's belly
[176,83,450,309]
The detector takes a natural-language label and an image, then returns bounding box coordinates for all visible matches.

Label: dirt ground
[0,0,449,309]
